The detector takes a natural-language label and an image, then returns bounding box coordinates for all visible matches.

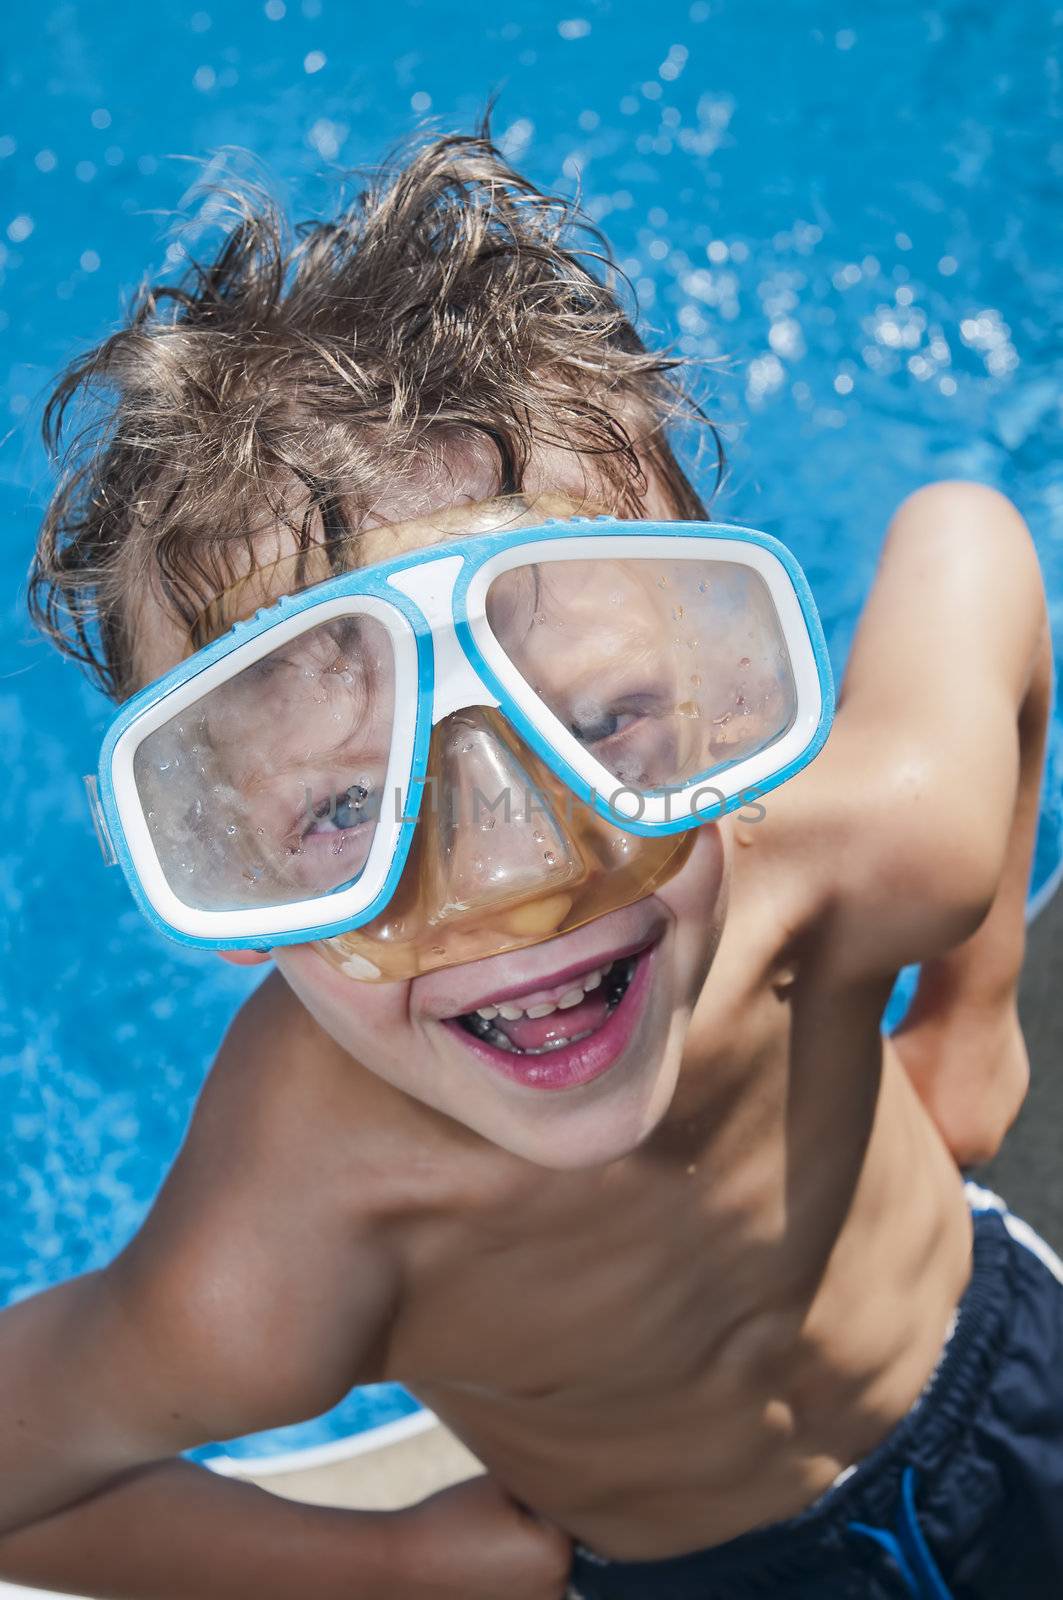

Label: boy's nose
[426,707,582,922]
[316,704,696,981]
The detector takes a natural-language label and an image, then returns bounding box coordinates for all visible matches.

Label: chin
[496,1058,684,1171]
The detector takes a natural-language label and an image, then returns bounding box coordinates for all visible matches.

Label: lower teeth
[458,955,638,1055]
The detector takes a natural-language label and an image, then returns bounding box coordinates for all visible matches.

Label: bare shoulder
[761,481,1048,978]
[103,970,405,1445]
[173,968,384,1200]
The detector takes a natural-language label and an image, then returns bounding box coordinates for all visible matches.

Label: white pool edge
[205,1406,439,1478]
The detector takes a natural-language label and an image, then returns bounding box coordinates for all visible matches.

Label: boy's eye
[568,690,662,747]
[334,785,372,829]
[570,707,639,744]
[305,783,376,835]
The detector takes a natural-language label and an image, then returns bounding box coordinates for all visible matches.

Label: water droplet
[698,579,709,594]
[739,655,751,668]
[657,575,668,589]
[480,816,496,831]
[147,809,157,821]
[543,850,557,864]
[672,604,684,621]
[690,672,702,688]
[533,829,545,842]
[225,822,237,836]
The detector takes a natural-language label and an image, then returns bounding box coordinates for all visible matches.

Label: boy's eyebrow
[186,492,600,651]
[189,538,360,651]
[236,614,378,685]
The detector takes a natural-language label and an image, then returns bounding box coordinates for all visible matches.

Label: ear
[216,949,273,967]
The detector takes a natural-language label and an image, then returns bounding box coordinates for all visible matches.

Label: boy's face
[135,452,732,1171]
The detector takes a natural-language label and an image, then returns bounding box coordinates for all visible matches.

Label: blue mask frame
[91,516,835,951]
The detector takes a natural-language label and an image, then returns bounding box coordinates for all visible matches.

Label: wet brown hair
[29,128,723,701]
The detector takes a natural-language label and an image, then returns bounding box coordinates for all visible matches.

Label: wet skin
[0,478,1049,1586]
[267,802,972,1556]
[239,482,1040,1552]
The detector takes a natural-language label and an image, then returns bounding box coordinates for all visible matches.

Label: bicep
[0,1210,392,1537]
[0,1067,397,1533]
[836,481,1047,734]
[814,482,1048,976]
[114,970,400,1445]
[815,723,1016,978]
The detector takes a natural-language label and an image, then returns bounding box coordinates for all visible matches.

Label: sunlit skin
[0,473,1050,1600]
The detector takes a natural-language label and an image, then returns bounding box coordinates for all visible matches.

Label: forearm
[0,1458,396,1600]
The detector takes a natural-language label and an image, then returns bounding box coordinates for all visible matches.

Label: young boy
[1,132,1058,1599]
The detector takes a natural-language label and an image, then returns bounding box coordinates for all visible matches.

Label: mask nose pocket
[315,707,697,981]
[429,708,583,916]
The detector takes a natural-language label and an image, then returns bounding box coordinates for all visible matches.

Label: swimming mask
[87,498,834,980]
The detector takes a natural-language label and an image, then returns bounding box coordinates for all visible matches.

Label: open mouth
[441,941,657,1091]
[456,954,638,1054]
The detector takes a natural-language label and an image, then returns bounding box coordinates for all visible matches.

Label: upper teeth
[476,965,605,1022]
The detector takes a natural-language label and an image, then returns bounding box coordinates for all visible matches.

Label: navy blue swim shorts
[567,1186,1063,1599]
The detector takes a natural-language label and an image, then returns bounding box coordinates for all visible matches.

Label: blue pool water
[1,1,1061,1463]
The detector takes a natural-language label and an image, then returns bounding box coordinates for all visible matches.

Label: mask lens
[133,612,396,911]
[485,555,798,793]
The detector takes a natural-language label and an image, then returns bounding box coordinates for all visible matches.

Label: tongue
[494,989,612,1051]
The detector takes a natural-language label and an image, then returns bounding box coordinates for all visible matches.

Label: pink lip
[440,934,658,1020]
[441,939,657,1092]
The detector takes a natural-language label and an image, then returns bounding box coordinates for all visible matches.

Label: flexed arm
[816,481,1052,1163]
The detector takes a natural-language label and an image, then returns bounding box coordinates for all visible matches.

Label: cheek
[655,824,728,946]
[273,943,410,1057]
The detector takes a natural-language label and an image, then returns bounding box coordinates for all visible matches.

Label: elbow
[897,479,1025,530]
